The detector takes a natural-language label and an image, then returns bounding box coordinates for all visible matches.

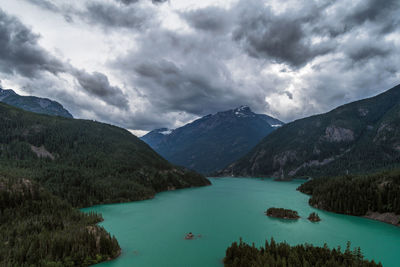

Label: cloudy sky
[1,0,399,135]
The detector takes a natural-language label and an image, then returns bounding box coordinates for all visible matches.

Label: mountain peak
[141,106,284,174]
[231,105,254,117]
[0,88,72,118]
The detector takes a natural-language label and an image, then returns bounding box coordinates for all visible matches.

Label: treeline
[265,208,300,219]
[0,177,120,266]
[224,238,382,267]
[297,169,400,216]
[0,103,209,266]
[0,103,209,207]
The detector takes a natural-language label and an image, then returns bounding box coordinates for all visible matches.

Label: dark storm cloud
[345,42,394,63]
[0,9,64,78]
[26,0,60,12]
[0,8,129,110]
[83,2,152,29]
[345,0,399,28]
[233,1,336,68]
[24,0,154,30]
[73,70,129,109]
[115,0,140,5]
[180,7,232,32]
[132,59,239,114]
[6,0,400,131]
[115,0,167,5]
[151,0,168,4]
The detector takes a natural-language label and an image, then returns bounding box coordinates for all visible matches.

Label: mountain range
[141,106,283,174]
[220,84,400,178]
[0,88,73,118]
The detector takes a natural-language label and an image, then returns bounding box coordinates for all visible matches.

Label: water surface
[82,178,400,267]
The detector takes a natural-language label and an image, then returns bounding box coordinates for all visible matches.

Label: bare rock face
[358,108,369,116]
[31,145,55,160]
[273,150,297,168]
[364,212,400,226]
[324,126,354,142]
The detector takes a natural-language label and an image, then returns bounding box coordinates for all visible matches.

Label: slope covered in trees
[297,169,400,218]
[224,238,382,267]
[0,102,210,207]
[220,84,400,178]
[0,102,210,266]
[0,176,120,266]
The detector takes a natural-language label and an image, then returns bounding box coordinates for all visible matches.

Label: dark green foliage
[0,177,120,267]
[265,208,300,219]
[298,169,400,216]
[222,84,400,178]
[0,88,73,118]
[224,238,382,267]
[308,212,321,222]
[0,102,210,207]
[141,106,283,174]
[0,102,210,266]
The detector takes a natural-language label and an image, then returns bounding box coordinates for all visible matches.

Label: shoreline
[83,182,212,266]
[363,212,400,227]
[310,203,400,228]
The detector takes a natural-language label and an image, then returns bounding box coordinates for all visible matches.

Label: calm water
[82,178,400,267]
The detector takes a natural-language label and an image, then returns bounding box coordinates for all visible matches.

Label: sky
[1,0,399,136]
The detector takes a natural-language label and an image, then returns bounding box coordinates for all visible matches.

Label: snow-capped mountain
[141,106,284,174]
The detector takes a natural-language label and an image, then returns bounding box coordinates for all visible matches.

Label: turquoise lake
[82,178,400,267]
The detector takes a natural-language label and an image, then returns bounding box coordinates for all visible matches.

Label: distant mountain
[141,106,284,174]
[220,84,400,178]
[0,88,73,118]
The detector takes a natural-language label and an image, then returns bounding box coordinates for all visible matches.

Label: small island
[308,212,321,222]
[265,208,300,219]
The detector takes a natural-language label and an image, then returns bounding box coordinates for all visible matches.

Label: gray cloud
[0,8,129,111]
[345,0,399,29]
[115,0,140,5]
[3,0,400,132]
[24,0,155,30]
[0,9,64,77]
[83,2,153,29]
[26,0,60,12]
[115,0,167,5]
[233,1,336,68]
[180,7,232,32]
[73,70,129,109]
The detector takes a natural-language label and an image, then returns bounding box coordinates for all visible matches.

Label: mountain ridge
[0,88,73,118]
[141,106,283,174]
[220,84,400,178]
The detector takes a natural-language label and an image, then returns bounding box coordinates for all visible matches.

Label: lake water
[82,178,400,267]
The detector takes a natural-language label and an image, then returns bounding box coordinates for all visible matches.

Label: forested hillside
[0,102,210,266]
[221,84,400,178]
[224,238,381,267]
[298,169,400,220]
[0,102,210,207]
[0,176,120,266]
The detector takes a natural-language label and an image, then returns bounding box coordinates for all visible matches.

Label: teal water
[82,178,400,267]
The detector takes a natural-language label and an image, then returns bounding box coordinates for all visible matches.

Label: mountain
[220,84,400,178]
[0,102,210,266]
[141,106,284,174]
[0,88,73,118]
[0,102,210,207]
